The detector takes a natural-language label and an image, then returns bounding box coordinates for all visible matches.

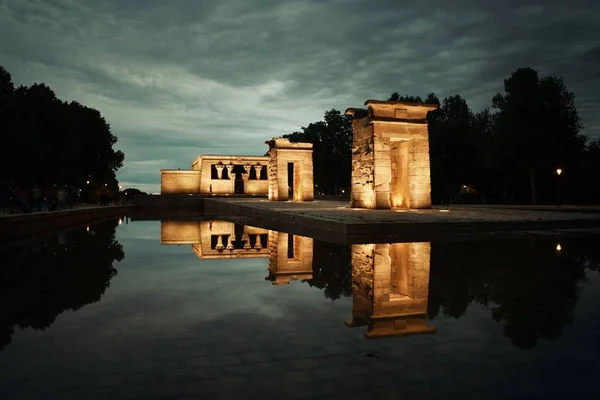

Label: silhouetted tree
[0,219,124,351]
[428,235,597,349]
[491,68,586,204]
[304,240,352,300]
[0,65,124,189]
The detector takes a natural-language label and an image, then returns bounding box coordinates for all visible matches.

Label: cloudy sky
[1,0,599,193]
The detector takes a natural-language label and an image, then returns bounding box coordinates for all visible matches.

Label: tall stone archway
[345,100,437,209]
[266,138,314,201]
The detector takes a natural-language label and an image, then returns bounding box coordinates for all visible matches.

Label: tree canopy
[0,65,124,191]
[283,109,352,194]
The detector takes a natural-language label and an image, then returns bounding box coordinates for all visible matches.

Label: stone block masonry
[266,138,314,202]
[345,100,437,209]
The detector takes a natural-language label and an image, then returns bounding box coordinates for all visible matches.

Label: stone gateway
[266,138,314,202]
[345,100,437,209]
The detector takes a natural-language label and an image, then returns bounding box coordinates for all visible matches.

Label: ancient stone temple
[345,100,437,209]
[346,242,436,338]
[265,138,314,201]
[160,221,313,284]
[160,155,269,195]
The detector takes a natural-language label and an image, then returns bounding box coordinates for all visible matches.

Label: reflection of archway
[346,242,436,338]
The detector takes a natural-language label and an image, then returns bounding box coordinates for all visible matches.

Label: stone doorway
[390,140,410,208]
[232,165,245,194]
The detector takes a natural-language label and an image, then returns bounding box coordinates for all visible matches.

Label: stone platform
[203,198,600,243]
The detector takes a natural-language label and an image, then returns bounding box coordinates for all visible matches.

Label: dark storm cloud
[1,0,598,191]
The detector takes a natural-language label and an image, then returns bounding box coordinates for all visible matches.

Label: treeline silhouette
[0,66,124,199]
[304,237,600,349]
[427,234,600,349]
[0,219,124,351]
[285,67,600,204]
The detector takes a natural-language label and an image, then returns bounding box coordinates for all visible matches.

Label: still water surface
[1,218,599,399]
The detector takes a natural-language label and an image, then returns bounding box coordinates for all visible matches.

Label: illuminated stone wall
[267,231,314,284]
[160,170,202,194]
[347,242,436,338]
[345,100,437,209]
[266,138,314,201]
[159,155,269,195]
[160,220,202,244]
[193,155,269,195]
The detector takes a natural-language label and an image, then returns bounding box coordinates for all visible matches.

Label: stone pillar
[254,235,263,249]
[225,163,234,179]
[215,163,225,180]
[215,235,224,251]
[253,165,263,180]
[226,234,234,250]
[243,164,251,179]
[226,163,235,193]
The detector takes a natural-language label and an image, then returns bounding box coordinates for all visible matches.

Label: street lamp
[556,168,563,207]
[86,180,90,184]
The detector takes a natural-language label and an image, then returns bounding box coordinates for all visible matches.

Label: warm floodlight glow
[118,218,123,225]
[556,244,562,251]
[395,209,407,212]
[439,209,450,212]
[86,226,90,232]
[348,101,434,209]
[556,168,562,176]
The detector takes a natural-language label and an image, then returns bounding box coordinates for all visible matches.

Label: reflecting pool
[1,218,599,399]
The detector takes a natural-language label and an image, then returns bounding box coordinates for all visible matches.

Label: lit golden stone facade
[266,138,314,201]
[345,100,437,209]
[160,221,313,283]
[346,242,436,338]
[266,231,314,285]
[160,155,269,195]
[160,170,201,194]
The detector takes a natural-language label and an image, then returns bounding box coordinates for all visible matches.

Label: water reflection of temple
[160,221,313,284]
[346,242,436,338]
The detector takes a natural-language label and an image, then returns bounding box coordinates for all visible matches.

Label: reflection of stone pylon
[266,231,313,285]
[346,242,436,339]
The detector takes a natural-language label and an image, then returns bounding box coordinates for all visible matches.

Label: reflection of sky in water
[1,219,600,398]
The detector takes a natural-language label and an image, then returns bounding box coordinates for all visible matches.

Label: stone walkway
[204,198,600,243]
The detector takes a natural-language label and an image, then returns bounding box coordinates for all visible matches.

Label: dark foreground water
[1,217,600,400]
